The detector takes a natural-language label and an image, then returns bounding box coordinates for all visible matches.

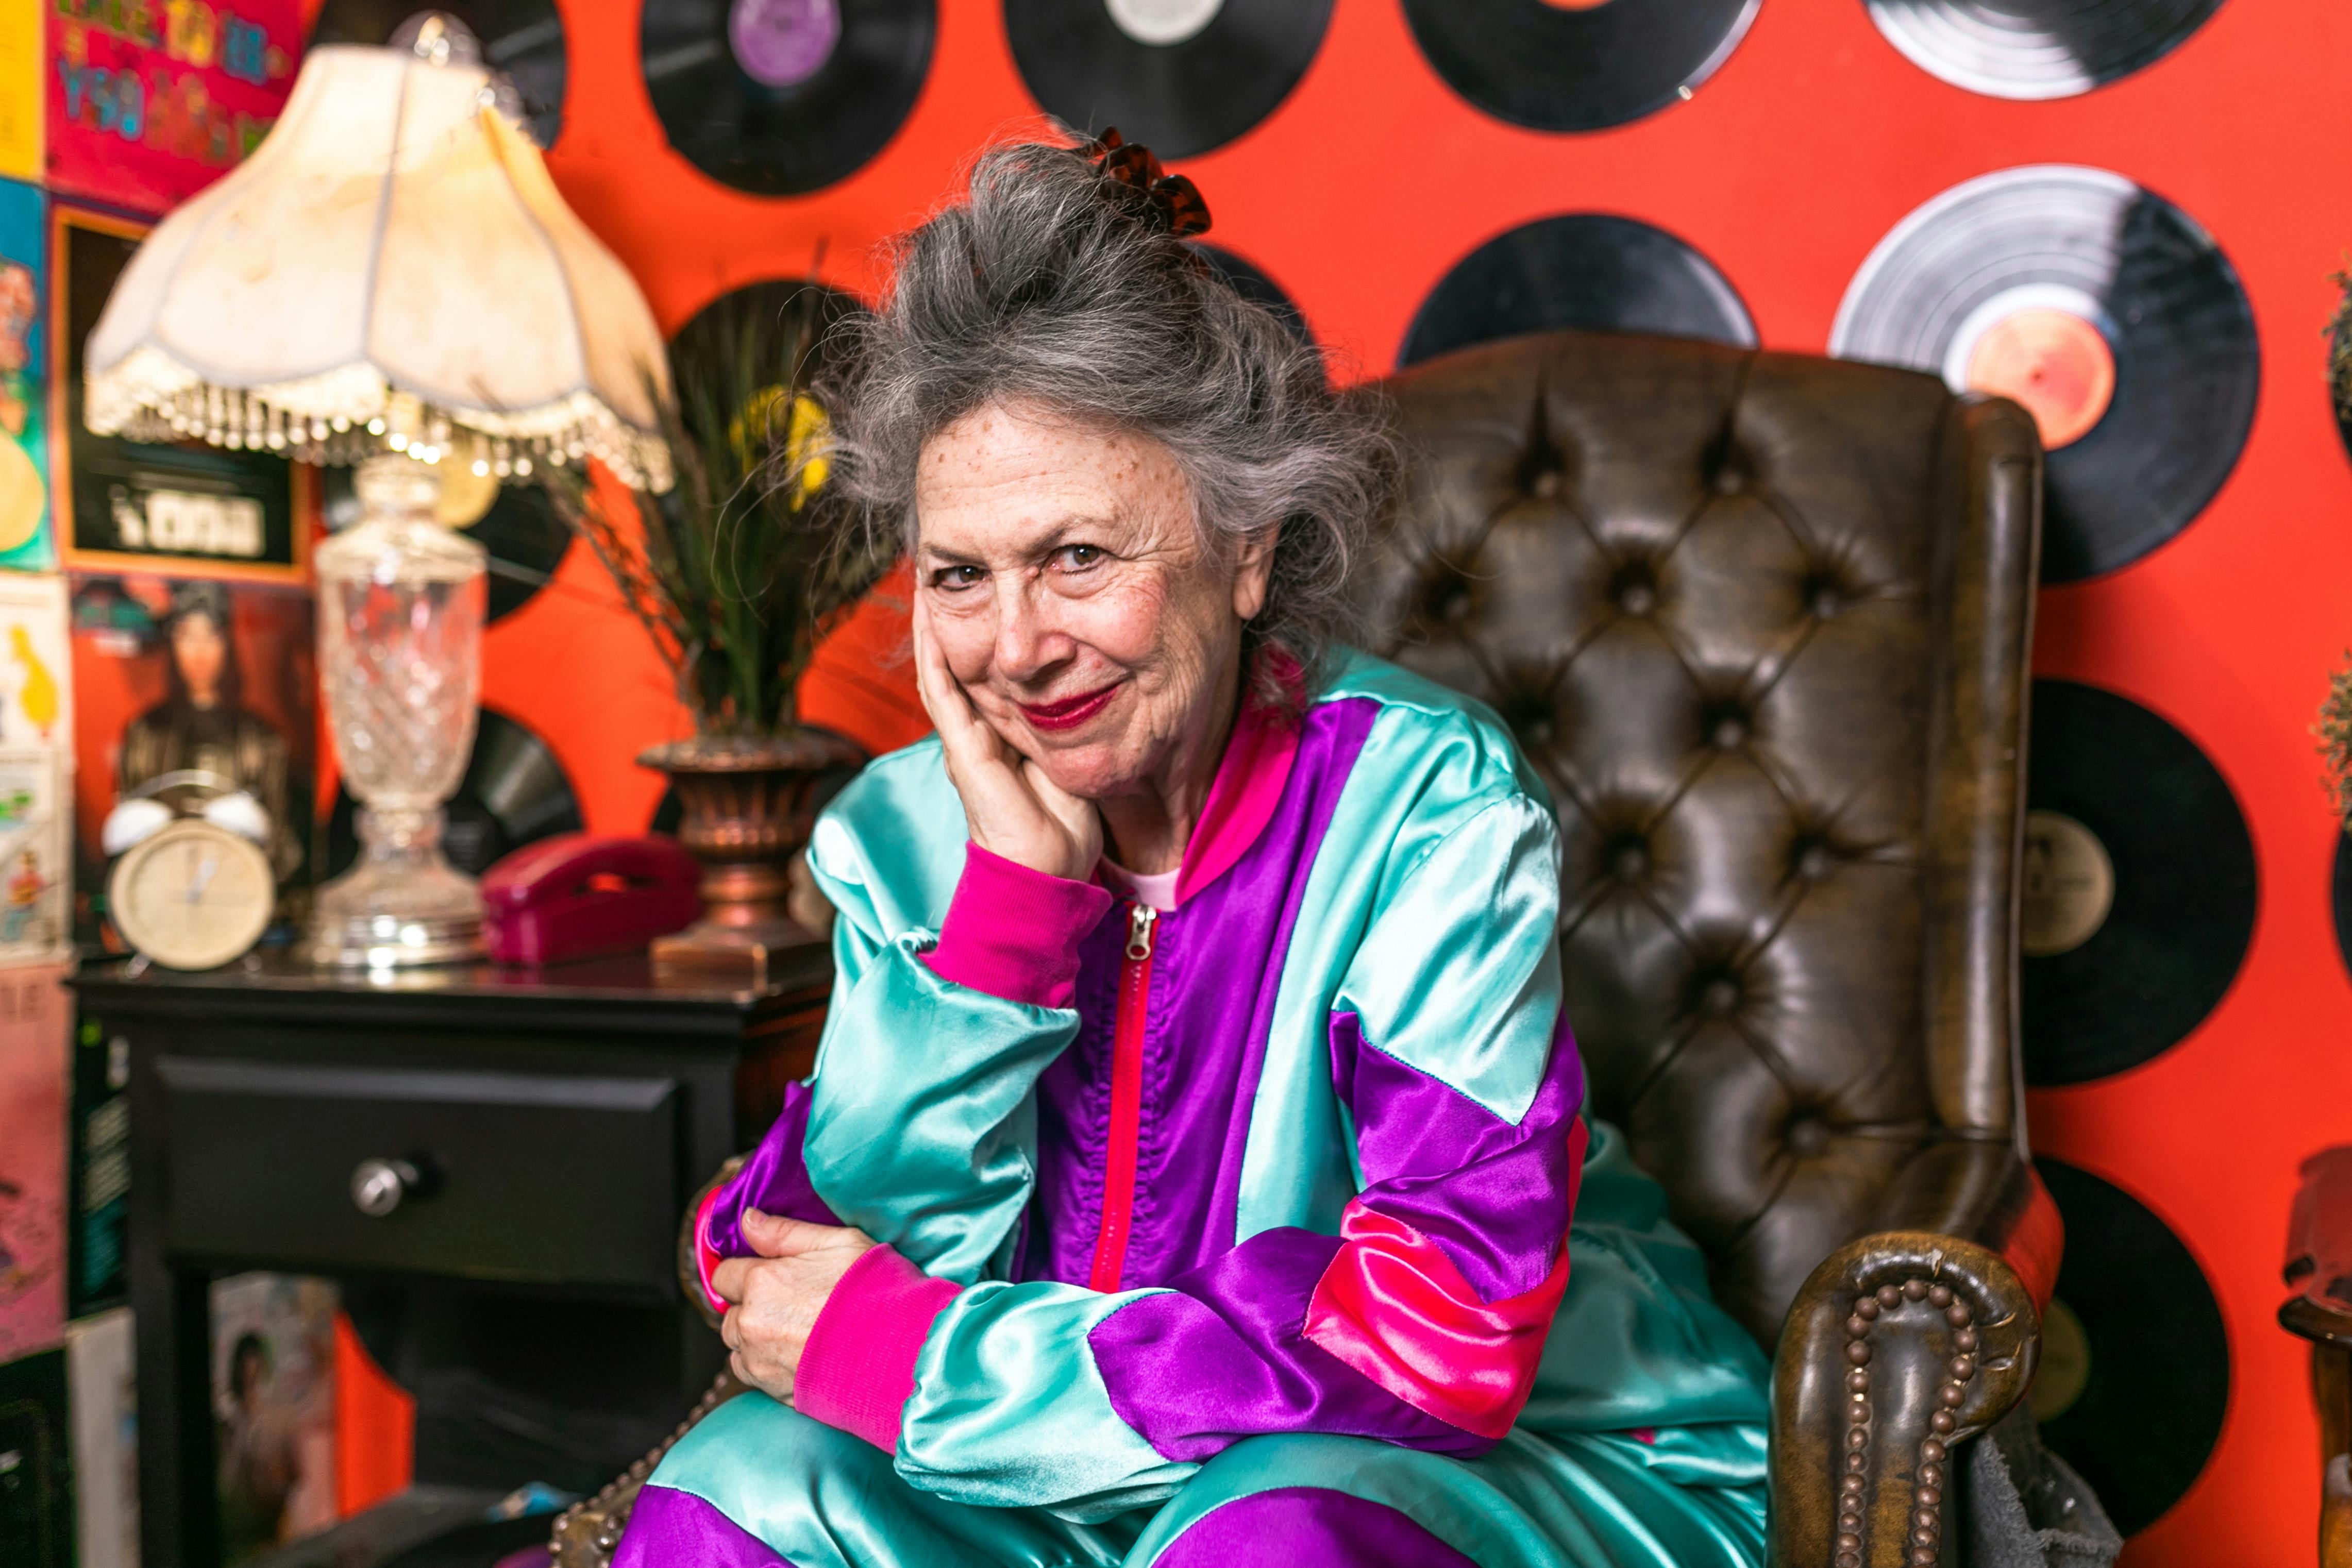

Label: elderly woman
[615,137,1770,1568]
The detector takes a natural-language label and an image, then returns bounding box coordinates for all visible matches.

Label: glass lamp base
[306,806,482,968]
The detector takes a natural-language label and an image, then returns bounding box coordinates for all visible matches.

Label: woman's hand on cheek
[711,1211,877,1404]
[912,591,1102,882]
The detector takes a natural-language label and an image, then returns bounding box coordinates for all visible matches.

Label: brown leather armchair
[1357,329,2058,1568]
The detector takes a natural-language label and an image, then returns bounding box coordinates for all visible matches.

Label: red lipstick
[1019,681,1122,732]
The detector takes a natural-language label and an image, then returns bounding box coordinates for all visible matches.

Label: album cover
[211,1272,339,1563]
[65,1004,126,1319]
[0,1343,74,1568]
[66,1306,135,1568]
[0,966,69,1365]
[0,177,51,571]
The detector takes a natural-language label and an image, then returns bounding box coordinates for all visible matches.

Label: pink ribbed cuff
[793,1244,961,1453]
[922,842,1110,1008]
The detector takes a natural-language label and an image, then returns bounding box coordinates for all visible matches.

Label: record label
[1832,166,2258,583]
[1404,0,1759,133]
[2032,1158,2227,1536]
[643,0,935,196]
[1868,0,2224,102]
[2020,679,2255,1085]
[1005,0,1332,160]
[1401,214,1754,368]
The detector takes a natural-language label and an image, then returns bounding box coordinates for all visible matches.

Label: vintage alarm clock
[103,770,278,971]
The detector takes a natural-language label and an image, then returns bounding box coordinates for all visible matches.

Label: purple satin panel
[612,1485,792,1568]
[1155,1487,1481,1568]
[1087,1229,1495,1461]
[1329,1009,1587,1302]
[1024,698,1382,1289]
[705,1082,842,1262]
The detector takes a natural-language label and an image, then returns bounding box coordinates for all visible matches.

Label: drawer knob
[351,1157,422,1219]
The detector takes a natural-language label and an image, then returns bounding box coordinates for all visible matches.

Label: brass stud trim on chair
[1835,1276,1979,1568]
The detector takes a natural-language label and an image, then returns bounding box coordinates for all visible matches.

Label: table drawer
[155,1056,680,1293]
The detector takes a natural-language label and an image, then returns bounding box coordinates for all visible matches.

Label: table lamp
[81,14,673,968]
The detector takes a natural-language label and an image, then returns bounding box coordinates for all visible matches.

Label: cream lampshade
[79,18,675,969]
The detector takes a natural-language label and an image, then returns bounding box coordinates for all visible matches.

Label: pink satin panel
[1302,1120,1588,1438]
[1174,656,1302,906]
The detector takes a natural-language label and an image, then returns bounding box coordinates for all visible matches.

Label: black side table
[73,947,829,1568]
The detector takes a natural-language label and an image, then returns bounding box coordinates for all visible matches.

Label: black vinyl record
[1400,214,1755,368]
[1867,0,2224,102]
[642,0,935,196]
[2020,679,2255,1085]
[327,709,582,880]
[2031,1157,2226,1536]
[323,467,570,625]
[1005,0,1332,160]
[2325,831,2352,985]
[1403,0,1758,132]
[311,0,568,148]
[1192,243,1311,346]
[1830,165,2258,583]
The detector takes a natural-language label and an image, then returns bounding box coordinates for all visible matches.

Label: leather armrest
[677,1156,745,1333]
[1769,1231,2041,1568]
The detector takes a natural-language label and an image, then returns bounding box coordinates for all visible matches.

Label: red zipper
[1088,901,1156,1293]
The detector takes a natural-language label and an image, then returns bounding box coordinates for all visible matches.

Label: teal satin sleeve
[898,1281,1199,1521]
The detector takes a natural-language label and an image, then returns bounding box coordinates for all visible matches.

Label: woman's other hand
[913,591,1102,882]
[711,1210,877,1403]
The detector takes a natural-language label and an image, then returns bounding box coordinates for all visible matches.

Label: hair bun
[1081,128,1211,239]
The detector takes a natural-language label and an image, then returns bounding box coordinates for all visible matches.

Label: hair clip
[1081,127,1212,239]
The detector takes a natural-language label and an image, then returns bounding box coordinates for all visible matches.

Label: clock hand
[187,852,220,902]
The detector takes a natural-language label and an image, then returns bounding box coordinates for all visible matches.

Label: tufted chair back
[1358,331,2042,1347]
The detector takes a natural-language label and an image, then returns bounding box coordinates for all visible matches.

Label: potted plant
[548,279,884,981]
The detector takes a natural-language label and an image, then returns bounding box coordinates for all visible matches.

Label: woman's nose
[991,580,1072,682]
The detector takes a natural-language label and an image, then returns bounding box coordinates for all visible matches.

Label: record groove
[312,0,568,149]
[1832,165,2258,583]
[327,709,582,880]
[2031,1157,2227,1536]
[1403,0,1759,133]
[642,0,935,196]
[2020,679,2254,1085]
[1868,0,2224,102]
[1400,214,1755,368]
[1005,0,1332,160]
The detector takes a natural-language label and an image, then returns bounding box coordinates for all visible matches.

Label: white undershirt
[1101,861,1180,912]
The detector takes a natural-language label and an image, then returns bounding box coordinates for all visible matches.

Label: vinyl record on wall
[2323,831,2352,985]
[326,709,582,880]
[1005,0,1333,160]
[311,0,569,148]
[1866,0,2224,102]
[2019,679,2255,1085]
[1400,214,1755,368]
[1192,243,1312,345]
[1830,165,2258,583]
[322,466,570,625]
[642,0,935,196]
[1403,0,1759,132]
[2030,1157,2227,1535]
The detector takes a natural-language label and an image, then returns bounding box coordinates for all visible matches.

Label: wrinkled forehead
[913,401,1199,563]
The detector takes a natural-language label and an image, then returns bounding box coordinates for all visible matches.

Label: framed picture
[49,203,312,584]
[0,176,49,571]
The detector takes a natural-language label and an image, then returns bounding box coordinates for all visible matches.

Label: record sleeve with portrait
[66,575,318,944]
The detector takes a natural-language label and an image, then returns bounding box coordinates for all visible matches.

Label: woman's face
[172,613,227,705]
[915,402,1272,801]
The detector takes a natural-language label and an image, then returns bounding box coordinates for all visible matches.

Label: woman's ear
[1232,526,1278,622]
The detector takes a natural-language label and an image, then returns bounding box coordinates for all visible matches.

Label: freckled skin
[914,400,1272,874]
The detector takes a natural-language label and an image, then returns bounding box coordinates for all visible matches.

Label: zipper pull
[1124,902,1156,962]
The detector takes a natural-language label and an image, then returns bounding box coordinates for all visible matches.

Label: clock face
[108,819,276,970]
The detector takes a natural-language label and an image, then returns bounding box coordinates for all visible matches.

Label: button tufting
[1787,1114,1829,1156]
[1520,714,1556,746]
[1710,715,1748,750]
[1809,584,1843,619]
[1795,840,1834,881]
[1610,839,1651,882]
[1617,582,1657,616]
[1712,461,1748,495]
[1529,465,1563,499]
[1701,976,1741,1016]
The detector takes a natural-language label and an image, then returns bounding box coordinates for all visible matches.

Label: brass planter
[639,731,861,987]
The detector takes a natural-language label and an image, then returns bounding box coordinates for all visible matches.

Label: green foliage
[547,279,886,738]
[2321,653,2352,822]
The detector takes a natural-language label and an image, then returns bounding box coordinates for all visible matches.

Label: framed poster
[0,178,48,572]
[46,0,300,217]
[51,204,310,583]
[0,0,37,184]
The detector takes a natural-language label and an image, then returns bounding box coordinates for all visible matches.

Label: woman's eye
[1051,544,1104,572]
[931,564,986,592]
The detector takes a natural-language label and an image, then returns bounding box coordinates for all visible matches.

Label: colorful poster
[66,1306,136,1568]
[211,1272,338,1563]
[53,204,307,582]
[47,0,301,217]
[0,178,49,573]
[69,572,314,945]
[0,966,70,1365]
[0,1,38,182]
[0,574,72,963]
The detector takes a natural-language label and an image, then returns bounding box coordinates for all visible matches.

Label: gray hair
[822,138,1393,699]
